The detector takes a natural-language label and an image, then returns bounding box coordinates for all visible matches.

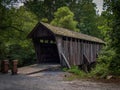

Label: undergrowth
[63,66,87,79]
[62,48,116,79]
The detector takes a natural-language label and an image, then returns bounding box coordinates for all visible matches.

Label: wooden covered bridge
[27,22,104,70]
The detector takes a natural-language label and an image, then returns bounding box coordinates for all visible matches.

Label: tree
[73,0,102,38]
[109,0,120,75]
[0,0,37,66]
[51,6,79,31]
[103,0,120,75]
[97,11,112,40]
[25,0,102,38]
[24,0,79,22]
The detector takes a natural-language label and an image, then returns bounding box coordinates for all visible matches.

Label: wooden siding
[28,22,104,68]
[56,36,103,67]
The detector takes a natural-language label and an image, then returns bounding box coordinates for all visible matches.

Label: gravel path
[0,72,120,90]
[0,65,120,90]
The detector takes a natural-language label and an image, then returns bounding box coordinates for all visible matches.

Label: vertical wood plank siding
[58,37,103,66]
[28,23,104,67]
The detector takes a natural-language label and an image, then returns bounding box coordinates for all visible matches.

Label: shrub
[89,47,115,78]
[65,66,87,78]
[8,44,36,67]
[109,54,120,75]
[90,64,109,78]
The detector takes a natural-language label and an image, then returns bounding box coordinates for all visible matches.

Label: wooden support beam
[61,53,71,69]
[83,53,90,64]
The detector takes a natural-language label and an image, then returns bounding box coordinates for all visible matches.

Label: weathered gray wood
[65,38,68,62]
[77,40,80,65]
[76,39,78,65]
[66,38,70,64]
[73,39,75,65]
[70,38,73,65]
[77,40,79,65]
[61,53,71,68]
[81,40,83,65]
[55,36,63,65]
[74,39,77,65]
[83,53,90,64]
[29,22,104,70]
[67,38,70,65]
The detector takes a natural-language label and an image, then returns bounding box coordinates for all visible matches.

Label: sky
[93,0,103,14]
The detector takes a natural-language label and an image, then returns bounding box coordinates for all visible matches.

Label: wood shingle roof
[41,22,104,44]
[28,22,105,44]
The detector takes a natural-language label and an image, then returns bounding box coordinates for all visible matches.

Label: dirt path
[0,65,120,90]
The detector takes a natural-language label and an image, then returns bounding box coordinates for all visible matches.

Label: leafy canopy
[51,6,79,32]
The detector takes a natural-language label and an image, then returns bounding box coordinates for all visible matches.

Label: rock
[106,75,113,79]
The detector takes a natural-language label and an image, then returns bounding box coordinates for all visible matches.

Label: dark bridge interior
[39,38,60,63]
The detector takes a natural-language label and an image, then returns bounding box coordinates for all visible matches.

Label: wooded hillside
[0,0,120,76]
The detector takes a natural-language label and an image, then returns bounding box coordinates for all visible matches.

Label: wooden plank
[88,42,90,63]
[76,39,78,65]
[79,40,81,65]
[70,38,73,65]
[68,38,70,65]
[91,43,94,62]
[62,38,65,54]
[65,37,68,63]
[73,39,76,65]
[77,40,79,65]
[77,40,80,65]
[94,43,97,62]
[83,53,90,64]
[83,41,86,64]
[72,39,74,65]
[55,36,63,65]
[86,42,90,63]
[74,39,77,65]
[61,53,71,68]
[93,43,95,62]
[81,40,84,65]
[90,42,92,63]
[85,41,90,63]
[76,39,79,65]
[66,38,70,65]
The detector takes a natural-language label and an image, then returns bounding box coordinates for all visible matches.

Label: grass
[62,65,110,80]
[62,66,88,80]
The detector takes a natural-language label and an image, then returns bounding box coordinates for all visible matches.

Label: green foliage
[103,0,120,76]
[64,66,87,78]
[0,43,8,60]
[25,0,103,38]
[51,6,79,31]
[89,47,115,78]
[41,18,48,23]
[0,0,119,77]
[87,0,120,77]
[8,44,36,67]
[0,1,37,66]
[63,47,117,79]
[97,11,112,40]
[109,54,120,75]
[24,0,80,21]
[73,0,102,38]
[97,47,115,64]
[90,63,109,78]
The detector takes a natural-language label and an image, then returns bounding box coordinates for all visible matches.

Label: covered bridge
[27,22,104,69]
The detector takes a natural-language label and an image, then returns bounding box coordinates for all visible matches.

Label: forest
[0,0,120,77]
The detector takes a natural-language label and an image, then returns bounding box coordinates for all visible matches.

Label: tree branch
[0,25,24,32]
